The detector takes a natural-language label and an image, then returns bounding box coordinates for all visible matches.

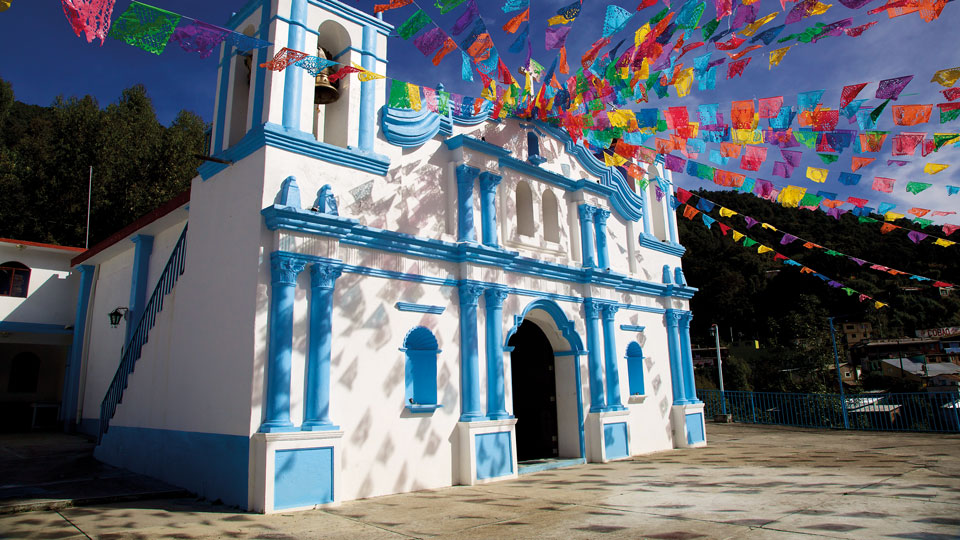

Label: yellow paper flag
[931,67,960,88]
[806,166,829,183]
[0,0,10,12]
[769,47,790,69]
[604,152,627,166]
[934,238,956,247]
[761,222,778,231]
[732,129,764,144]
[777,185,806,207]
[407,83,422,111]
[874,301,886,310]
[635,23,651,48]
[741,12,778,36]
[757,245,773,254]
[884,212,904,221]
[732,231,745,242]
[719,207,738,218]
[353,62,384,82]
[809,2,832,15]
[547,14,572,25]
[924,163,949,174]
[674,67,694,98]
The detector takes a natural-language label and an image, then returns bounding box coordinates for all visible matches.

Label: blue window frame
[402,326,442,413]
[626,342,645,396]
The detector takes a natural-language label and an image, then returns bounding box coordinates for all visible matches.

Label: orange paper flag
[851,156,875,171]
[503,8,529,33]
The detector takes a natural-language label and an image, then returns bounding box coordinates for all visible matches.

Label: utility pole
[828,317,850,429]
[85,166,92,250]
[711,323,726,415]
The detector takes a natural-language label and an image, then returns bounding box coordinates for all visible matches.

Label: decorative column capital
[584,298,602,320]
[458,282,485,306]
[483,287,509,308]
[664,308,684,328]
[593,208,611,227]
[677,310,693,328]
[600,303,619,321]
[578,203,597,222]
[310,263,343,289]
[455,164,481,186]
[479,171,502,192]
[270,253,307,285]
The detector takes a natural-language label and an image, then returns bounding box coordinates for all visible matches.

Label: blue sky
[0,0,956,223]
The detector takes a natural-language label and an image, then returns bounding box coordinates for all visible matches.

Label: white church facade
[44,0,706,513]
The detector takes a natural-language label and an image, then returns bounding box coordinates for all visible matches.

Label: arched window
[516,181,534,237]
[7,352,40,393]
[402,326,441,413]
[315,21,352,148]
[626,342,645,396]
[227,25,256,148]
[542,189,560,243]
[527,131,546,164]
[0,261,30,297]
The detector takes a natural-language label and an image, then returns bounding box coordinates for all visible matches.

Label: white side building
[55,0,706,513]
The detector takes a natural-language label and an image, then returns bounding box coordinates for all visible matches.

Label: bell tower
[207,0,390,160]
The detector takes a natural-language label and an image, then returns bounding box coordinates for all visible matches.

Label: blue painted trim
[126,235,154,346]
[578,205,597,269]
[249,0,271,131]
[260,206,696,299]
[641,183,654,238]
[685,412,705,445]
[583,300,606,413]
[303,262,342,431]
[459,283,484,421]
[456,165,479,243]
[212,45,233,154]
[594,209,611,271]
[63,265,94,425]
[405,403,442,413]
[445,135,513,158]
[329,45,389,65]
[95,426,248,508]
[395,302,445,314]
[639,234,687,256]
[478,172,502,248]
[281,0,307,131]
[677,311,702,405]
[402,327,440,410]
[626,344,645,396]
[603,422,629,460]
[275,447,334,509]
[0,321,73,334]
[665,170,680,244]
[601,305,624,411]
[380,107,442,148]
[475,431,513,479]
[451,101,493,125]
[358,25,376,152]
[307,0,393,35]
[620,325,646,332]
[261,252,306,432]
[484,288,510,420]
[574,349,586,459]
[199,123,391,180]
[665,310,689,406]
[518,457,584,475]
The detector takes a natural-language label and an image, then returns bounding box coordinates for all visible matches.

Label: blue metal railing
[698,389,960,434]
[98,225,188,443]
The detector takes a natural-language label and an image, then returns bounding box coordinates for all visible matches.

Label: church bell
[314,48,340,105]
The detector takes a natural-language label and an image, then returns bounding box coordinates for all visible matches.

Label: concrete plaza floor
[3,423,960,539]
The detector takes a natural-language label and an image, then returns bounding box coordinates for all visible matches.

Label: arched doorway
[508,320,559,461]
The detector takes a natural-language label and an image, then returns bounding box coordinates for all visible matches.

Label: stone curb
[0,489,191,515]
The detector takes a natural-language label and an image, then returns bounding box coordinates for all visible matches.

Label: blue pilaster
[126,235,154,345]
[665,309,688,405]
[484,288,510,419]
[478,172,502,248]
[458,283,485,421]
[600,304,624,411]
[594,208,611,270]
[213,47,233,153]
[281,0,308,131]
[583,299,606,412]
[262,253,306,432]
[578,204,597,268]
[249,0,272,131]
[62,265,94,426]
[456,165,480,243]
[640,181,654,239]
[678,311,701,404]
[302,262,342,431]
[358,25,377,152]
[666,174,679,244]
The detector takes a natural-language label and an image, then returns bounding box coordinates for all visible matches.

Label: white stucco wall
[0,244,81,326]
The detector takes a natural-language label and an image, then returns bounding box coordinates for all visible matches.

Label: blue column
[478,172,502,248]
[456,165,480,243]
[126,235,154,345]
[594,208,611,270]
[262,253,306,432]
[458,283,485,421]
[281,0,308,131]
[358,25,376,152]
[665,309,688,405]
[665,172,679,244]
[484,288,510,419]
[62,265,94,426]
[578,204,597,268]
[678,312,701,404]
[303,262,342,431]
[584,299,606,412]
[601,304,624,411]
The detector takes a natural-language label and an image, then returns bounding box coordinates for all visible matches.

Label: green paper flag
[914,217,933,227]
[798,194,823,207]
[934,133,959,149]
[858,216,878,223]
[109,1,182,55]
[940,105,960,123]
[702,19,720,40]
[842,288,855,296]
[743,238,758,248]
[817,153,839,164]
[435,0,466,15]
[388,79,412,109]
[870,99,890,124]
[824,249,843,256]
[397,9,430,40]
[794,131,817,149]
[905,181,933,194]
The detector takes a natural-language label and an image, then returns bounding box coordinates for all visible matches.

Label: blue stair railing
[98,225,188,443]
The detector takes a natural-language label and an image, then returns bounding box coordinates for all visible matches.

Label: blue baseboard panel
[274,447,334,510]
[603,422,629,460]
[94,426,249,508]
[475,432,513,480]
[686,412,705,445]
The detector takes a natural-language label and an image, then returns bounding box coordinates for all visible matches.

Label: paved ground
[3,423,960,539]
